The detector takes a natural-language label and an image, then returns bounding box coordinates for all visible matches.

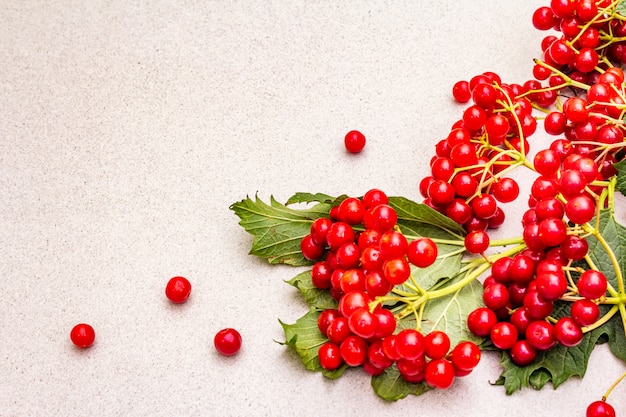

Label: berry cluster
[300,189,481,388]
[423,71,531,254]
[467,255,607,366]
[532,0,626,82]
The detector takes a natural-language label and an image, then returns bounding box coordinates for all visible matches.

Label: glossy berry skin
[424,331,451,359]
[509,340,536,366]
[70,323,96,348]
[577,270,608,299]
[571,299,600,327]
[165,276,192,304]
[554,317,583,347]
[318,342,343,370]
[407,237,438,268]
[395,329,425,360]
[450,341,481,372]
[465,230,490,254]
[467,307,497,337]
[424,359,455,389]
[344,130,366,153]
[586,400,616,417]
[214,328,242,356]
[490,322,518,350]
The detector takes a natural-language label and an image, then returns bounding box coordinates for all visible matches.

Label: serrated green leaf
[279,309,346,378]
[371,366,431,401]
[230,195,332,266]
[393,268,484,347]
[419,278,484,346]
[585,209,625,293]
[389,196,466,238]
[617,0,626,16]
[613,159,626,195]
[285,192,342,205]
[496,209,626,394]
[496,307,620,394]
[286,270,338,311]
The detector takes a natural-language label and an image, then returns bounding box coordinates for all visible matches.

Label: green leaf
[614,159,626,195]
[389,196,466,238]
[371,366,430,401]
[285,192,342,205]
[230,195,332,266]
[585,209,625,293]
[393,268,484,347]
[617,0,626,16]
[496,209,626,394]
[232,194,467,267]
[495,306,623,394]
[279,309,346,378]
[419,276,485,346]
[286,270,338,311]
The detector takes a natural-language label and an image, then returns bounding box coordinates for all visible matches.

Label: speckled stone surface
[1,1,624,416]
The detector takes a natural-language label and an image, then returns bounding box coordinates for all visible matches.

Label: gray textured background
[1,1,624,416]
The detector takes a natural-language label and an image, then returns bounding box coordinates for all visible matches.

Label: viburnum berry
[465,230,490,254]
[339,335,368,366]
[492,177,520,203]
[525,320,556,351]
[424,358,456,389]
[586,400,616,417]
[214,328,242,356]
[344,130,366,153]
[362,188,388,209]
[490,321,519,350]
[382,258,411,285]
[450,341,481,372]
[509,340,537,366]
[452,80,471,103]
[367,204,398,232]
[70,323,96,348]
[407,237,438,268]
[318,308,342,336]
[337,197,366,225]
[424,330,451,359]
[571,298,601,327]
[395,329,425,360]
[554,317,583,347]
[468,307,498,337]
[577,270,608,299]
[165,276,192,304]
[318,342,343,370]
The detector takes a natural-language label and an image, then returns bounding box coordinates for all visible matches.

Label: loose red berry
[214,328,242,356]
[165,276,192,303]
[344,130,366,153]
[70,323,96,348]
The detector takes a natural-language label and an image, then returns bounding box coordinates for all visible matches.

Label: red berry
[407,237,438,268]
[465,230,490,254]
[424,359,456,389]
[70,323,96,348]
[395,329,425,360]
[424,331,451,360]
[571,299,600,327]
[318,342,343,370]
[586,400,616,417]
[165,276,192,303]
[577,270,608,299]
[450,341,481,372]
[509,340,537,366]
[214,328,242,356]
[344,130,366,153]
[467,307,497,337]
[554,317,583,347]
